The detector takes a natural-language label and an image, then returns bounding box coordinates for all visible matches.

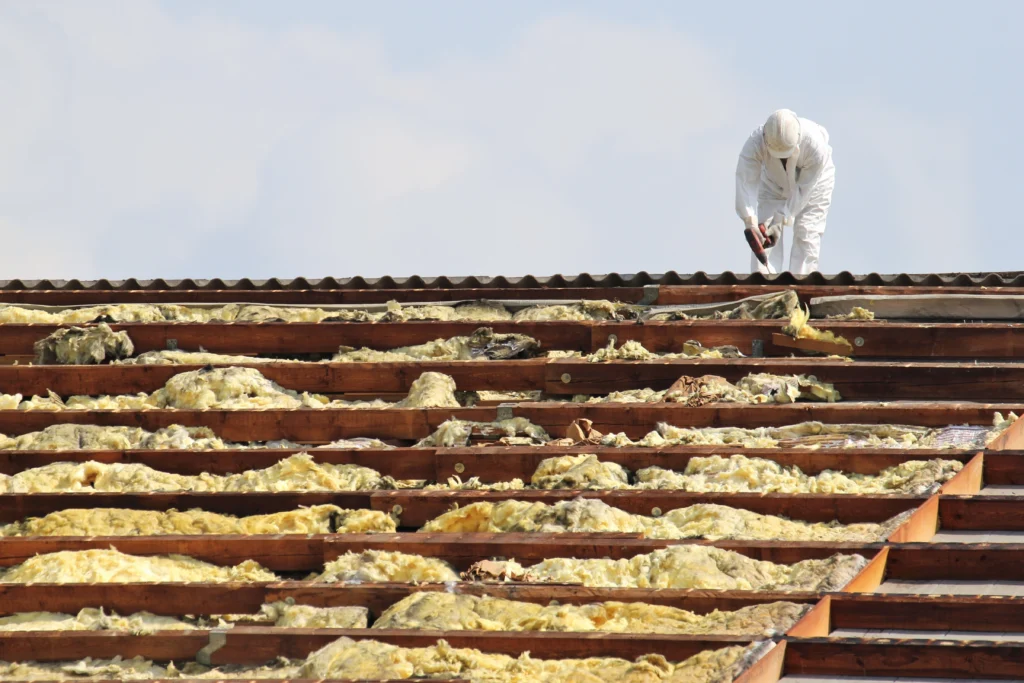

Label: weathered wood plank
[885,544,1024,581]
[828,593,1024,632]
[435,447,981,483]
[0,492,372,524]
[783,639,1024,679]
[939,496,1024,531]
[0,361,547,395]
[0,629,755,665]
[0,447,435,478]
[0,582,819,618]
[0,536,329,571]
[0,403,1009,440]
[0,322,593,355]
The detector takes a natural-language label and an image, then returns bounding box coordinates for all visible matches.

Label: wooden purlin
[0,582,822,618]
[0,402,1013,440]
[3,319,1024,358]
[0,629,759,664]
[11,358,1024,399]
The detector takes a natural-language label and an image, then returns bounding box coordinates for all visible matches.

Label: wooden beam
[885,545,1024,581]
[939,496,1024,531]
[828,593,1024,633]
[435,447,979,483]
[0,322,593,355]
[885,495,939,543]
[370,490,922,527]
[733,640,785,683]
[0,448,435,478]
[546,359,1024,399]
[838,547,888,593]
[0,582,819,619]
[939,453,984,494]
[0,361,547,395]
[0,402,1010,440]
[783,597,830,638]
[0,536,329,571]
[0,492,372,524]
[783,639,1024,679]
[594,320,1024,358]
[0,629,757,665]
[3,320,1024,358]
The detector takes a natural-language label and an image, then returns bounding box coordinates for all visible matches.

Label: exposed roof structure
[0,274,1022,681]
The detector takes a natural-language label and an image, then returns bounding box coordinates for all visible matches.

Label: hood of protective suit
[764,109,801,158]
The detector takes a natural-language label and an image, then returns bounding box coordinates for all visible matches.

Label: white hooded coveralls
[735,117,835,275]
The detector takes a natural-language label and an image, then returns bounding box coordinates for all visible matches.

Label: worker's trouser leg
[754,199,787,275]
[753,161,835,275]
[789,162,835,275]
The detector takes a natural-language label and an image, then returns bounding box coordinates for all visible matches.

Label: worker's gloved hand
[743,215,757,231]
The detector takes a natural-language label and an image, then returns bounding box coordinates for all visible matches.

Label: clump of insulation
[420,498,890,542]
[298,636,755,682]
[597,416,1015,450]
[581,339,744,362]
[0,424,230,451]
[512,300,640,322]
[636,454,962,495]
[416,417,550,447]
[646,290,799,322]
[782,305,853,351]
[334,327,540,362]
[530,454,631,489]
[0,505,396,537]
[373,591,810,636]
[514,545,867,591]
[0,603,368,632]
[828,306,875,320]
[115,349,279,366]
[314,550,460,583]
[0,549,277,583]
[0,453,392,494]
[33,324,134,365]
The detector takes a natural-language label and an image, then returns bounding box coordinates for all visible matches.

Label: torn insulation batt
[0,549,277,583]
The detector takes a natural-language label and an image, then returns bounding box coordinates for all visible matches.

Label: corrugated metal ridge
[1,271,1023,291]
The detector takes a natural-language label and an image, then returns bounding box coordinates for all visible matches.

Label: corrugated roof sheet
[3,271,1024,291]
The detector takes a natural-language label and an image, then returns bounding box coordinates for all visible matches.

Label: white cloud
[0,1,981,279]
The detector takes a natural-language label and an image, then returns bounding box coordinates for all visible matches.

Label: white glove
[743,215,757,230]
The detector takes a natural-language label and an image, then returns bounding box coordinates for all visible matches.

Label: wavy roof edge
[2,271,1023,291]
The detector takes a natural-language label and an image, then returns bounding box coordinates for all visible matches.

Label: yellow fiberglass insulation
[0,424,230,451]
[5,367,460,412]
[115,350,279,366]
[373,591,809,636]
[419,498,888,542]
[598,414,1018,450]
[0,505,395,537]
[0,453,389,494]
[298,636,754,683]
[334,328,540,362]
[394,371,459,408]
[0,549,276,583]
[33,324,134,365]
[257,602,369,629]
[313,550,460,583]
[416,417,550,447]
[636,454,962,495]
[530,454,630,489]
[512,300,640,322]
[581,339,744,363]
[0,603,368,633]
[0,608,201,633]
[518,545,867,591]
[782,305,852,349]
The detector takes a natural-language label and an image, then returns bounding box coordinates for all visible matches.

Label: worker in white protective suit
[736,109,835,275]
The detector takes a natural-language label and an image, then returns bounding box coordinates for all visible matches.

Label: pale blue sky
[1,1,1018,279]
